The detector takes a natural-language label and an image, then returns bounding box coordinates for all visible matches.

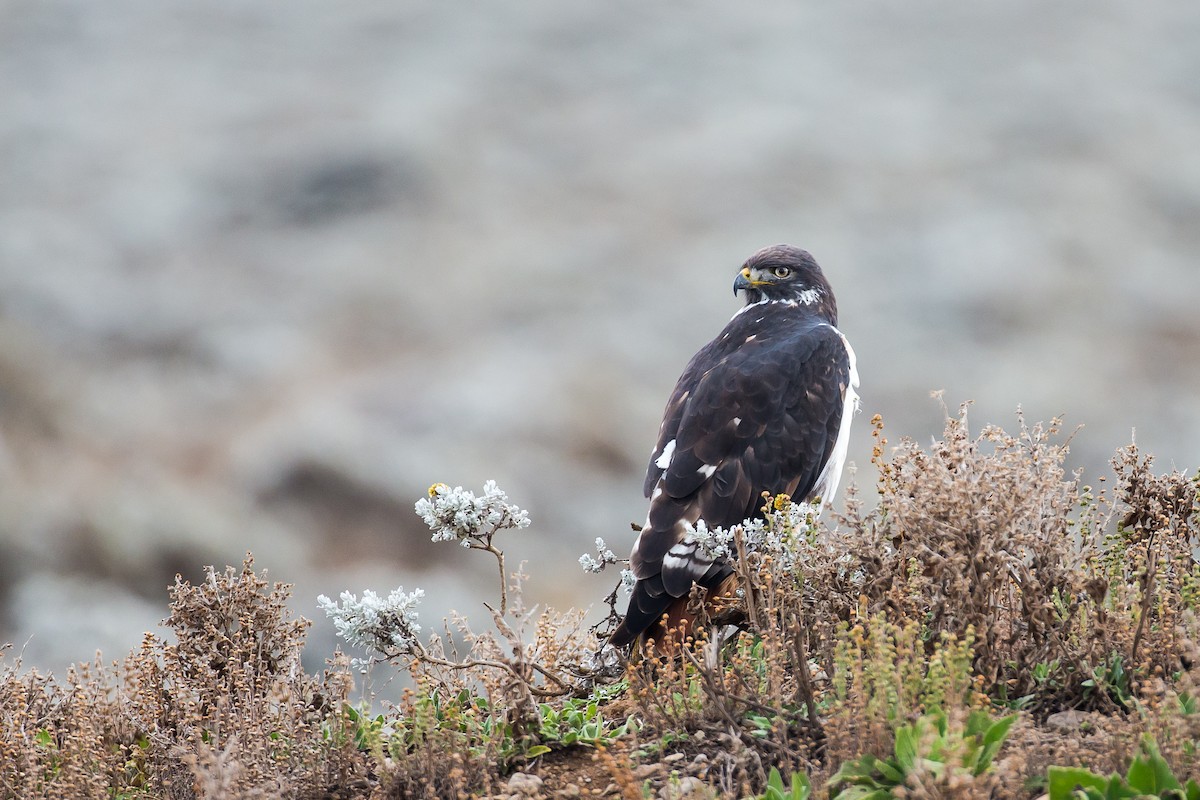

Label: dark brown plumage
[610,245,858,648]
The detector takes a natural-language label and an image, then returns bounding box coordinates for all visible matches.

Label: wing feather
[612,305,855,648]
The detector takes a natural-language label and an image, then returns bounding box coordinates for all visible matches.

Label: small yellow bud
[428,483,448,497]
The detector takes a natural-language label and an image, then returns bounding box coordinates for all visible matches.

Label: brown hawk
[610,244,859,647]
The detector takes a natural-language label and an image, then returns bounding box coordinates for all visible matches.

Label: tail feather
[609,568,740,651]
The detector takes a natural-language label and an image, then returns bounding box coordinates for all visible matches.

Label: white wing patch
[697,464,717,478]
[662,552,689,571]
[655,439,677,470]
[811,325,860,506]
[662,539,713,576]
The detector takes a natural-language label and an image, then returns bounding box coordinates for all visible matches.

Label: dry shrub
[837,403,1198,713]
[1124,612,1200,777]
[125,555,369,798]
[1105,444,1200,674]
[410,571,595,714]
[364,569,602,798]
[1,556,367,799]
[4,406,1200,798]
[823,616,983,766]
[0,655,116,798]
[623,607,991,795]
[843,404,1098,708]
[622,402,1200,796]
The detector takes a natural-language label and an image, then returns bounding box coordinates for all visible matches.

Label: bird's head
[733,244,837,322]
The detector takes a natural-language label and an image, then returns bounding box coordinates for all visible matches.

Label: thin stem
[405,640,572,697]
[486,542,508,616]
[464,539,508,616]
[1131,530,1157,669]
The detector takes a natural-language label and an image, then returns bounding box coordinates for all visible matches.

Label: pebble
[632,764,661,780]
[659,776,707,799]
[507,772,544,797]
[1044,710,1097,732]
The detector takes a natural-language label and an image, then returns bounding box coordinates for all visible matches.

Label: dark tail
[609,568,739,650]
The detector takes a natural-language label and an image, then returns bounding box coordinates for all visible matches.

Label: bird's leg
[703,625,725,672]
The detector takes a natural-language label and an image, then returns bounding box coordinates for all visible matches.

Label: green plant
[998,658,1064,710]
[537,695,638,751]
[1033,658,1062,687]
[1081,652,1134,709]
[828,709,1016,799]
[1048,734,1200,799]
[388,689,523,764]
[341,702,392,753]
[758,767,812,800]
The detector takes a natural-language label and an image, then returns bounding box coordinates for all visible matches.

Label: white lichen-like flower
[579,536,618,574]
[619,568,636,596]
[415,480,531,545]
[683,497,821,572]
[687,519,734,562]
[318,586,425,663]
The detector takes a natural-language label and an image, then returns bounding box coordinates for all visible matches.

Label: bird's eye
[772,266,791,279]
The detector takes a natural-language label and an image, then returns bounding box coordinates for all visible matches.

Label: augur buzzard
[610,244,859,647]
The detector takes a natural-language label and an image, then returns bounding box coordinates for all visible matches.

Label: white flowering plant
[415,480,531,545]
[317,587,425,669]
[576,536,637,660]
[578,537,617,574]
[415,480,530,615]
[321,481,597,710]
[687,492,823,573]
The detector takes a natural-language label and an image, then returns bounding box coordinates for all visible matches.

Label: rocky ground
[1,1,1198,673]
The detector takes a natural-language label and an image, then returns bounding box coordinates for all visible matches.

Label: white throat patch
[796,287,822,306]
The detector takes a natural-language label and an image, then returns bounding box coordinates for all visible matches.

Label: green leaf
[893,726,917,771]
[920,756,947,780]
[830,787,892,800]
[1045,766,1125,800]
[964,710,990,739]
[1125,736,1180,795]
[788,772,812,800]
[873,762,902,786]
[767,768,786,792]
[524,745,552,758]
[976,713,1017,774]
[830,754,884,785]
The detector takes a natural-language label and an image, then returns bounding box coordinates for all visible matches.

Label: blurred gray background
[2,1,1198,673]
